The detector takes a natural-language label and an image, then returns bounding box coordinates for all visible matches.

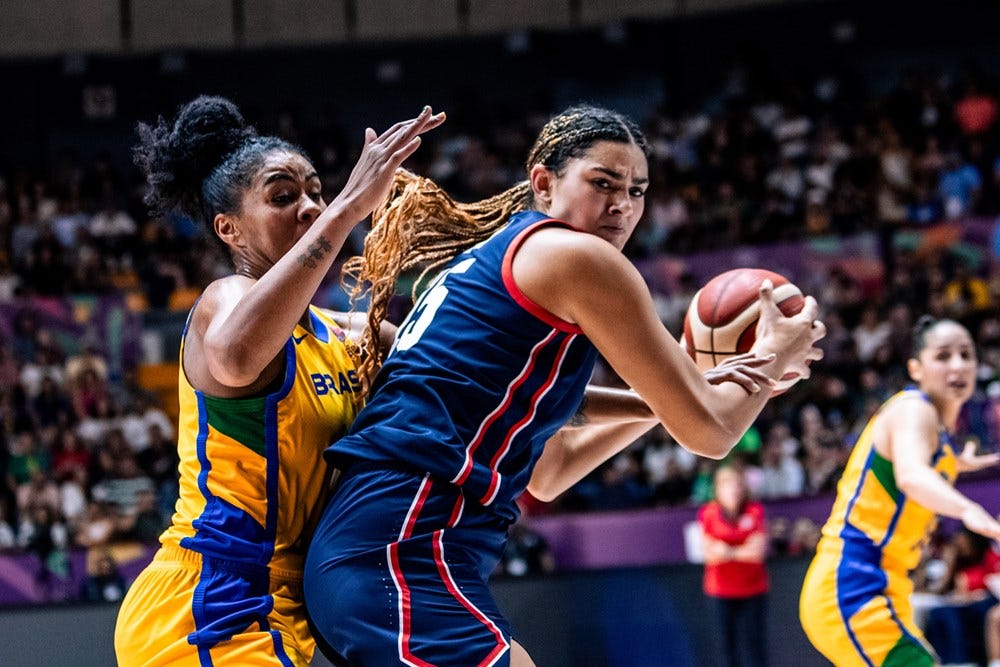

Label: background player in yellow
[800,316,1000,666]
[113,96,444,666]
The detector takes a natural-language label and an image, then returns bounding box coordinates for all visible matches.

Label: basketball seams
[684,269,804,390]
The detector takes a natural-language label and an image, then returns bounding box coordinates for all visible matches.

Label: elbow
[670,418,741,460]
[525,479,559,504]
[895,473,916,497]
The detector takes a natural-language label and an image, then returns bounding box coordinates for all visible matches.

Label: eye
[309,191,323,203]
[272,192,295,205]
[629,187,647,198]
[592,179,613,190]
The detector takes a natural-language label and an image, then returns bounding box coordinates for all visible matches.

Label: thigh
[800,551,932,667]
[306,467,512,667]
[116,554,311,667]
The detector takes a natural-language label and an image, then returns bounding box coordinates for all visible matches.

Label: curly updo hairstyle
[133,95,305,256]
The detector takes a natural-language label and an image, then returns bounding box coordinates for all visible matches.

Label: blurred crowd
[3,55,1000,600]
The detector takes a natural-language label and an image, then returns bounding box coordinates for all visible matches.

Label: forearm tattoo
[569,394,589,427]
[298,235,334,269]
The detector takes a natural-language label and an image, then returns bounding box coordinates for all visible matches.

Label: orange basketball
[682,268,805,392]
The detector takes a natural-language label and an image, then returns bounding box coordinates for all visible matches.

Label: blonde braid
[343,105,649,400]
[344,169,531,397]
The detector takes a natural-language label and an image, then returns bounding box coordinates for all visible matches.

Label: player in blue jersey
[304,105,825,666]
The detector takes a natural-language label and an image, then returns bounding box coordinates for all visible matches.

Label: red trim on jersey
[432,530,510,666]
[501,219,585,334]
[446,495,465,528]
[390,476,436,667]
[480,333,577,506]
[452,329,561,486]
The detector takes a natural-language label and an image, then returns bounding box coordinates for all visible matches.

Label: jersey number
[394,258,475,352]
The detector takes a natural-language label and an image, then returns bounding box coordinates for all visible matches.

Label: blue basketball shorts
[304,463,513,666]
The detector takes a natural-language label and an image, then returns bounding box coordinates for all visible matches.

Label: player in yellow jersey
[113,96,444,666]
[800,316,1000,666]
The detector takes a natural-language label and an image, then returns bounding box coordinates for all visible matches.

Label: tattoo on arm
[298,235,333,269]
[569,394,589,427]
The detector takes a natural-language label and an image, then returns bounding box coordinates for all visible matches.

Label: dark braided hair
[344,104,650,395]
[134,95,304,256]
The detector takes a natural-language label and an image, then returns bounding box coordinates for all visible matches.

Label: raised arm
[884,398,1000,540]
[513,227,823,459]
[193,109,444,391]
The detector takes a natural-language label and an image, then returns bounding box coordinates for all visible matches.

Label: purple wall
[529,475,1000,570]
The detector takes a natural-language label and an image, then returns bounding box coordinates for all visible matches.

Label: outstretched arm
[888,399,1000,540]
[195,109,445,391]
[529,355,776,501]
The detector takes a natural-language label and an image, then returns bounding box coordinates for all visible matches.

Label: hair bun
[135,95,256,220]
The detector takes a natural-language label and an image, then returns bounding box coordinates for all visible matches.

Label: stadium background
[2,0,1000,665]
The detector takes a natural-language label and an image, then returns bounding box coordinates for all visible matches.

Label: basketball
[682,268,806,392]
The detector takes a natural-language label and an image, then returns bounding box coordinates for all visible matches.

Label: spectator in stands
[699,466,769,667]
[944,260,992,325]
[496,517,555,578]
[80,548,127,603]
[135,421,179,523]
[74,500,118,551]
[17,503,70,601]
[940,148,983,219]
[758,422,805,499]
[853,304,893,364]
[924,528,999,666]
[18,344,65,400]
[30,375,72,429]
[69,367,109,421]
[91,453,154,520]
[63,342,109,388]
[0,499,15,551]
[15,468,59,517]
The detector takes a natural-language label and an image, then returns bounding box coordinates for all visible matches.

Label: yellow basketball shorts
[799,543,934,667]
[114,546,314,666]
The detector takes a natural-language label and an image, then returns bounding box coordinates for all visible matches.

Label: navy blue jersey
[326,211,598,521]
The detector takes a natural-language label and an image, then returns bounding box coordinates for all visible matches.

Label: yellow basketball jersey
[819,389,957,572]
[160,306,360,573]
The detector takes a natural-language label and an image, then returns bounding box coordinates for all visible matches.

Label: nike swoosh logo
[292,333,307,345]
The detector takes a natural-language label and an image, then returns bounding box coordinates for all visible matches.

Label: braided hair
[134,95,304,258]
[345,104,650,394]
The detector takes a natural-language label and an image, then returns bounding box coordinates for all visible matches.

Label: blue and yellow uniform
[115,306,360,667]
[800,389,957,667]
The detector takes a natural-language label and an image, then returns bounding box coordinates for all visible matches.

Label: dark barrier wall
[0,559,827,666]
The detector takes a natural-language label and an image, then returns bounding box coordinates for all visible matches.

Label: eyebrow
[592,166,649,185]
[263,171,320,186]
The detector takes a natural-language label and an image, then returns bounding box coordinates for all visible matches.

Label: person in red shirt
[699,465,769,667]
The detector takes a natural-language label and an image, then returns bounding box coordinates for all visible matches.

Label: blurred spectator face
[714,467,747,513]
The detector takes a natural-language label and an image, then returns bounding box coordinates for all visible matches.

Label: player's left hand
[704,352,778,395]
[956,439,1000,473]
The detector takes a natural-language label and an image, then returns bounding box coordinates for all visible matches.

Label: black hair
[526,104,652,177]
[910,315,966,358]
[343,103,651,394]
[133,95,305,242]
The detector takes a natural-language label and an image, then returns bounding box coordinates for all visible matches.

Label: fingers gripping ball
[683,268,805,392]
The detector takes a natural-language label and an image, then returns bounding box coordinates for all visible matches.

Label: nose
[298,194,322,224]
[608,190,634,217]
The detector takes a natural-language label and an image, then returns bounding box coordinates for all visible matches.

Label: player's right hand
[332,106,446,225]
[753,279,825,380]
